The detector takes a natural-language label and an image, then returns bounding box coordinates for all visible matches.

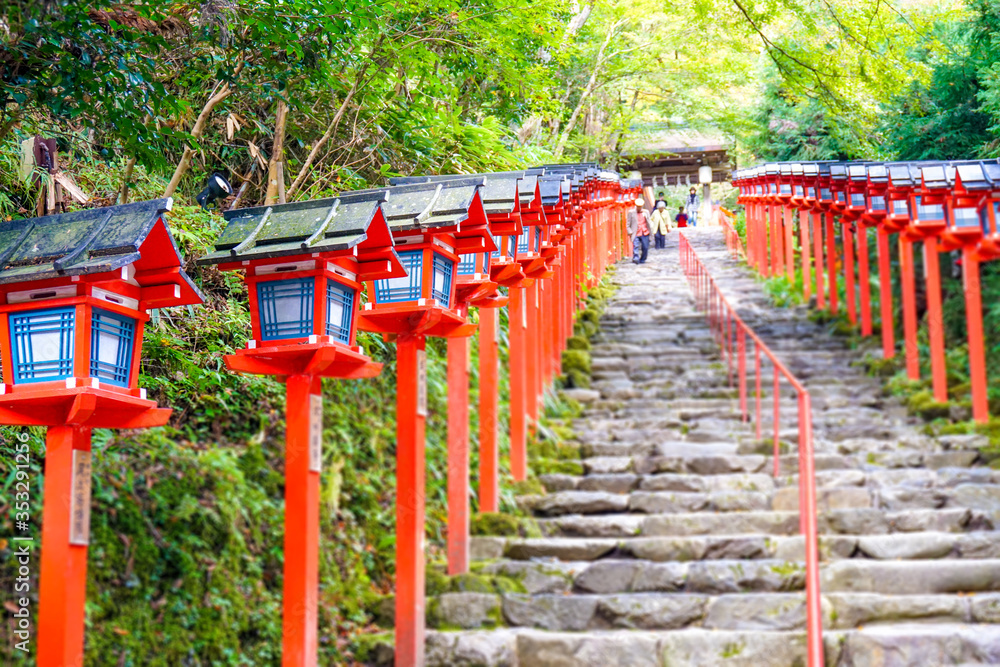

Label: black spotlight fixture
[197,171,233,210]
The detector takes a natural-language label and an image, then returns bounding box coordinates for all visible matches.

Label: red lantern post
[885,163,923,379]
[906,164,952,403]
[844,163,873,335]
[199,191,402,666]
[829,164,856,325]
[0,199,203,667]
[857,164,894,357]
[354,178,492,666]
[789,163,812,301]
[942,161,998,423]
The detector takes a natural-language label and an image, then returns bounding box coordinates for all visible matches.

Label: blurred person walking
[628,197,652,264]
[651,201,671,249]
[685,187,700,227]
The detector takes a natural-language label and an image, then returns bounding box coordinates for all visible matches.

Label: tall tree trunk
[563,1,594,45]
[553,22,620,158]
[264,100,289,205]
[163,62,244,197]
[286,39,382,198]
[119,157,137,204]
[609,90,640,158]
[163,63,243,199]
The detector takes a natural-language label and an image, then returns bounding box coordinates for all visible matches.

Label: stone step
[473,532,1000,563]
[420,624,1000,666]
[535,508,988,538]
[519,485,878,516]
[478,558,806,595]
[542,466,1000,497]
[423,590,1000,632]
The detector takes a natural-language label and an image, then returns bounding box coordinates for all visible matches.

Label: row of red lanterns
[0,166,640,665]
[731,160,1000,424]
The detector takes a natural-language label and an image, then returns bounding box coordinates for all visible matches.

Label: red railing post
[773,369,781,474]
[755,345,763,442]
[798,391,824,667]
[738,329,748,421]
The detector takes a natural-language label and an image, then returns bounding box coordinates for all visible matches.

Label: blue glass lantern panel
[10,307,75,384]
[517,226,533,254]
[951,207,983,230]
[490,234,502,260]
[850,193,866,208]
[892,199,909,217]
[794,185,804,196]
[457,253,477,275]
[992,202,1000,235]
[869,196,886,212]
[325,280,354,344]
[821,188,832,201]
[914,196,944,223]
[431,253,454,306]
[780,184,792,195]
[807,187,816,199]
[258,278,314,340]
[374,250,422,302]
[90,308,135,387]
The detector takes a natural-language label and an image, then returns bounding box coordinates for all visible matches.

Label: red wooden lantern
[860,163,896,358]
[904,163,952,402]
[885,162,924,380]
[199,191,403,667]
[388,172,524,575]
[0,198,203,667]
[945,161,998,423]
[354,177,492,667]
[977,162,1000,261]
[842,163,874,333]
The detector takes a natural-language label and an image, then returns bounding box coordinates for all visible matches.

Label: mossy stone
[425,567,450,596]
[350,631,394,665]
[567,335,591,351]
[493,574,528,594]
[533,459,584,476]
[471,512,521,537]
[451,572,494,593]
[528,439,559,460]
[512,478,545,496]
[556,443,581,460]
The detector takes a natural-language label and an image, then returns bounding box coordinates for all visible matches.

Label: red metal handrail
[678,232,824,667]
[719,207,747,260]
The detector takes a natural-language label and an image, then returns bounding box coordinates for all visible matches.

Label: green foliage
[741,73,855,161]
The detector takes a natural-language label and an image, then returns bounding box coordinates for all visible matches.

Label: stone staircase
[417,230,1000,666]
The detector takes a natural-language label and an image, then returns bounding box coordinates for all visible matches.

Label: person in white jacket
[650,201,671,249]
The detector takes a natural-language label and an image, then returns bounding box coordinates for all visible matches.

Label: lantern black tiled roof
[0,197,190,286]
[199,190,389,265]
[539,175,568,206]
[389,172,530,216]
[354,177,486,231]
